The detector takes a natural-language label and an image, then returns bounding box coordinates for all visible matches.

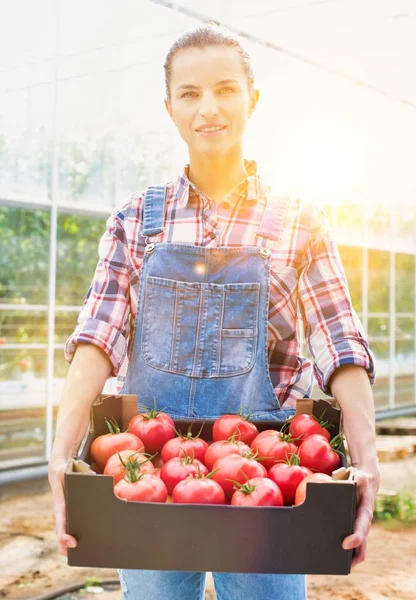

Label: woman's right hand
[48,456,78,556]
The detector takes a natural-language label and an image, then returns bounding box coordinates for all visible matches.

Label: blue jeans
[118,569,307,599]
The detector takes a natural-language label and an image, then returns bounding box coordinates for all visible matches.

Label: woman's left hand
[342,465,380,568]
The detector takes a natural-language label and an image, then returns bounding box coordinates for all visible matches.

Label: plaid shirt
[65,160,376,408]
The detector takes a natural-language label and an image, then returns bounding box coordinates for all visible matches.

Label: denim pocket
[141,275,260,377]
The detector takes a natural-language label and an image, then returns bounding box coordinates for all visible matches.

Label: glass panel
[0,309,47,345]
[0,76,54,199]
[368,250,390,313]
[368,316,389,340]
[395,254,415,314]
[0,349,48,469]
[395,317,415,408]
[335,203,363,239]
[367,204,391,235]
[359,317,391,410]
[54,348,69,383]
[366,204,392,249]
[338,245,362,312]
[0,347,48,381]
[56,212,106,306]
[0,206,50,304]
[118,130,173,199]
[55,310,79,345]
[370,341,390,410]
[396,208,416,253]
[57,73,119,209]
[394,372,415,409]
[0,0,55,68]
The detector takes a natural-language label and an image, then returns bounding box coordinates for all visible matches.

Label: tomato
[128,404,175,454]
[90,418,144,472]
[161,423,209,464]
[230,476,284,507]
[267,454,312,505]
[294,472,333,505]
[211,451,267,499]
[287,413,331,446]
[204,438,251,471]
[172,476,225,505]
[104,449,155,483]
[250,429,278,442]
[160,454,209,494]
[114,472,168,503]
[213,414,258,445]
[250,430,298,470]
[297,434,343,475]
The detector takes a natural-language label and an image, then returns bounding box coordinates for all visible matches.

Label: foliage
[374,490,416,526]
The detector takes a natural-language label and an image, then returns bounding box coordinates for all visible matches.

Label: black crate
[65,395,356,574]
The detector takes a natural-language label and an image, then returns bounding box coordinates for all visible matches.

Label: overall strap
[256,192,291,241]
[141,185,168,238]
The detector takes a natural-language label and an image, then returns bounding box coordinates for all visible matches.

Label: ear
[164,98,175,124]
[248,89,260,117]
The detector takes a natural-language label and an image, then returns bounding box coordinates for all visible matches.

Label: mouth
[195,125,227,137]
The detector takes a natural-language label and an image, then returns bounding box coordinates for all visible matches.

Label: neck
[187,147,248,202]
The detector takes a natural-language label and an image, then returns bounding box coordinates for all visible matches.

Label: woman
[49,24,380,600]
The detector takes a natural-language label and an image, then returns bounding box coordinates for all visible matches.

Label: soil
[1,456,415,600]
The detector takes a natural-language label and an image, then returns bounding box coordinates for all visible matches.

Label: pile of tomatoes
[89,405,345,507]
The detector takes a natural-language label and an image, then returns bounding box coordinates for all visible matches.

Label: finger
[351,537,367,568]
[52,477,78,551]
[342,502,373,550]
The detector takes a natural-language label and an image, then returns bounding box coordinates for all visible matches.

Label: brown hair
[163,23,255,101]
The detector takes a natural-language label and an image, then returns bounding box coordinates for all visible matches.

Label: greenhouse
[1,0,415,473]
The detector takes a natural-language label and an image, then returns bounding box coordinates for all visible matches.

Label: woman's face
[165,45,259,157]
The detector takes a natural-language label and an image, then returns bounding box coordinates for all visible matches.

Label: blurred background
[1,0,415,472]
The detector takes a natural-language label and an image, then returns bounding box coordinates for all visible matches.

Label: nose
[198,91,219,119]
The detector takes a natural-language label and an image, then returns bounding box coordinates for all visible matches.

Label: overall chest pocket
[141,275,260,378]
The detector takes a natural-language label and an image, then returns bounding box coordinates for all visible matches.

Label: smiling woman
[51,21,378,600]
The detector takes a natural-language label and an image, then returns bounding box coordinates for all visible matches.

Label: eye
[181,91,197,98]
[219,86,234,93]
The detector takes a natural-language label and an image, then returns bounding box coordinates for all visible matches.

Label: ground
[1,455,415,600]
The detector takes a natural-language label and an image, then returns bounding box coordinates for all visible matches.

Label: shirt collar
[172,159,270,209]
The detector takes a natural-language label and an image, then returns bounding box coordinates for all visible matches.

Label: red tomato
[230,476,284,507]
[251,429,279,442]
[287,414,331,446]
[172,476,225,505]
[161,431,208,464]
[213,415,258,445]
[160,456,209,494]
[128,406,175,454]
[251,430,298,470]
[114,473,168,502]
[294,472,333,505]
[90,418,144,472]
[211,452,267,499]
[297,434,343,475]
[204,439,251,471]
[104,449,155,483]
[268,461,312,505]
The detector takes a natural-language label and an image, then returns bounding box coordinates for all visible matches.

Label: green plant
[374,490,416,525]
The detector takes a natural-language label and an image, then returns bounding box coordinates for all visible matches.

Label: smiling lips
[195,124,227,136]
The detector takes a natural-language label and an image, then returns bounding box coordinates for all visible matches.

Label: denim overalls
[118,185,306,600]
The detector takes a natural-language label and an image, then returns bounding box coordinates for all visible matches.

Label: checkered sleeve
[64,196,133,377]
[298,201,376,396]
